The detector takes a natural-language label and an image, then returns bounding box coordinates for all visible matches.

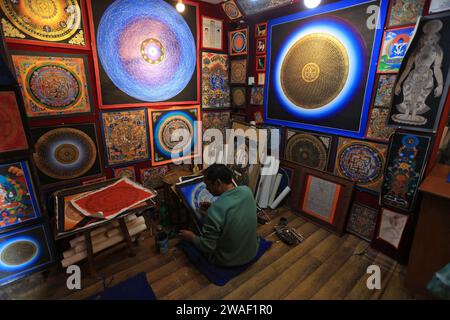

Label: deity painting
[388,0,425,27]
[377,27,415,73]
[201,52,230,108]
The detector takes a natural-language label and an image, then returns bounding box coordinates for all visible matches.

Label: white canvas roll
[269,186,291,209]
[268,173,282,206]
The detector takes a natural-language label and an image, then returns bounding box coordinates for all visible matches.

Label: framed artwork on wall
[221,0,243,21]
[201,16,223,50]
[229,27,248,56]
[255,22,268,38]
[140,166,169,190]
[381,132,432,212]
[0,223,55,286]
[0,91,28,155]
[373,74,397,108]
[257,73,265,86]
[0,161,41,232]
[0,0,88,49]
[387,0,425,27]
[250,86,264,105]
[231,86,247,109]
[31,123,103,187]
[11,51,93,119]
[100,108,151,167]
[112,166,136,181]
[377,26,415,74]
[230,59,247,84]
[148,105,201,166]
[334,138,387,193]
[201,52,230,108]
[256,38,266,54]
[284,129,332,171]
[387,14,450,133]
[365,106,395,142]
[87,0,200,108]
[256,56,266,71]
[290,166,354,236]
[428,0,450,14]
[202,111,231,146]
[264,0,388,138]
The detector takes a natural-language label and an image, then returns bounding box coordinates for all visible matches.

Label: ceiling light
[176,0,185,12]
[304,0,321,9]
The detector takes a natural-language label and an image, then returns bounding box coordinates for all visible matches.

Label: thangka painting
[0,223,54,286]
[265,0,388,138]
[284,129,331,171]
[113,166,136,181]
[221,0,243,21]
[346,202,378,241]
[381,132,431,212]
[0,0,87,48]
[140,165,168,190]
[231,86,247,108]
[87,0,199,108]
[377,26,415,73]
[0,91,28,154]
[101,109,150,166]
[376,208,409,249]
[0,161,41,231]
[201,52,230,109]
[365,106,395,142]
[387,0,425,27]
[388,14,450,133]
[202,111,231,146]
[229,28,248,56]
[148,106,200,166]
[250,86,264,105]
[11,52,92,118]
[334,138,387,193]
[230,59,247,84]
[31,123,102,187]
[373,74,397,108]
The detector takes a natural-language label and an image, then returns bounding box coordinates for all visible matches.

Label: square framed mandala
[87,0,200,108]
[264,0,389,138]
[11,51,93,118]
[0,0,89,49]
[100,108,151,167]
[221,0,243,21]
[148,105,201,166]
[229,27,248,56]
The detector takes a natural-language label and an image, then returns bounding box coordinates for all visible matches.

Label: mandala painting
[11,52,92,118]
[231,86,246,108]
[388,0,425,27]
[101,109,150,166]
[285,129,331,171]
[366,106,395,142]
[0,161,40,231]
[265,0,388,138]
[373,74,397,108]
[0,223,54,286]
[113,166,136,181]
[229,28,248,56]
[0,0,86,47]
[388,15,450,133]
[202,111,231,145]
[88,0,199,107]
[31,124,102,186]
[335,138,387,193]
[140,165,168,190]
[346,202,378,241]
[230,59,247,84]
[201,52,230,109]
[149,106,200,166]
[377,26,415,73]
[221,0,243,20]
[0,91,28,153]
[381,132,432,212]
[250,86,264,105]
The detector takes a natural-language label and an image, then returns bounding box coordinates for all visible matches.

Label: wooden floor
[7,208,413,300]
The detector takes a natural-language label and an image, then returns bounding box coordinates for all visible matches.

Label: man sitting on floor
[178,164,259,267]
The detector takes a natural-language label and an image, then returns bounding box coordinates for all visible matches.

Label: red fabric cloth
[71,178,155,220]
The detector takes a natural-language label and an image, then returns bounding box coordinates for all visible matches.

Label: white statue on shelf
[393,19,444,126]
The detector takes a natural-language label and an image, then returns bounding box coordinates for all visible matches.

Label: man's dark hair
[205,164,233,184]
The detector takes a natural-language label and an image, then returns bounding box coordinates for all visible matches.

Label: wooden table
[406,164,450,298]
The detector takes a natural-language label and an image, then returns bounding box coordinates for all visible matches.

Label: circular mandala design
[232,87,245,107]
[337,143,383,184]
[222,2,241,20]
[0,240,38,268]
[231,31,246,53]
[33,127,97,180]
[285,134,328,170]
[0,0,81,41]
[27,64,81,110]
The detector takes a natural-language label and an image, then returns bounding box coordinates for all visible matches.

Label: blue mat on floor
[90,272,156,300]
[177,238,272,286]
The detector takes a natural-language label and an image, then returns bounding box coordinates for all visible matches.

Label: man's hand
[178,230,196,242]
